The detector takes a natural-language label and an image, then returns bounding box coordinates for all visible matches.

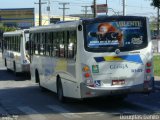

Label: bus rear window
[85,19,148,52]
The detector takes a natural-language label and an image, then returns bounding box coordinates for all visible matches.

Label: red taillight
[84,73,90,78]
[146,63,152,67]
[145,62,152,73]
[144,62,152,89]
[82,64,94,87]
[146,69,151,73]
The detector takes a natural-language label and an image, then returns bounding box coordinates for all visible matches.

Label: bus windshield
[84,18,148,52]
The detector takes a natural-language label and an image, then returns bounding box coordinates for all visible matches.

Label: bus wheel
[35,70,46,91]
[35,70,40,83]
[57,78,65,102]
[5,59,9,71]
[13,61,18,76]
[4,59,7,67]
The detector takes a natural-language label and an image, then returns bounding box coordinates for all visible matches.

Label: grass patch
[154,55,160,76]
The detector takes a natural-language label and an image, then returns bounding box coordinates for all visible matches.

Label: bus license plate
[112,80,125,85]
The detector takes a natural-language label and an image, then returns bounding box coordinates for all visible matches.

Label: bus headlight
[84,73,90,78]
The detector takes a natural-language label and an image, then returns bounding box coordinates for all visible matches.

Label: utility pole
[106,0,107,15]
[93,0,97,18]
[158,8,160,37]
[122,0,126,16]
[81,6,90,17]
[59,3,69,21]
[46,0,51,23]
[35,0,47,26]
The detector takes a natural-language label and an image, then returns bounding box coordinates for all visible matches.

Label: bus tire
[57,77,65,102]
[35,70,46,91]
[5,59,9,71]
[35,70,40,83]
[13,61,18,76]
[4,59,7,67]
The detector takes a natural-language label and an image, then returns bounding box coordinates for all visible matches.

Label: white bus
[2,29,30,75]
[29,16,154,102]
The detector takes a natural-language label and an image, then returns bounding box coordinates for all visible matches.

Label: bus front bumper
[80,83,153,98]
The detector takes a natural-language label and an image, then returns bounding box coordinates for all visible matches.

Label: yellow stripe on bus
[104,56,123,61]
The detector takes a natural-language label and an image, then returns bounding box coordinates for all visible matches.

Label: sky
[0,0,157,17]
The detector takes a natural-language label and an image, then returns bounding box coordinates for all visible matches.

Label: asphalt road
[0,54,160,120]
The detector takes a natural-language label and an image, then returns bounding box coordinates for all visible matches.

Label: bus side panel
[62,59,80,98]
[3,50,11,70]
[30,56,36,82]
[41,56,57,92]
[53,58,80,98]
[30,55,44,85]
[3,51,21,72]
[14,52,22,72]
[34,56,81,99]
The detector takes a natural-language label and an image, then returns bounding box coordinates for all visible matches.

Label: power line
[59,2,70,21]
[125,5,154,9]
[50,0,91,4]
[67,2,92,4]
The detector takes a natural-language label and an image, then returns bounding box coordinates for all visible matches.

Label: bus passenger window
[68,31,77,59]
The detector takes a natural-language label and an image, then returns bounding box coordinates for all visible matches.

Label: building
[70,14,94,19]
[0,8,34,29]
[34,14,80,26]
[0,8,80,28]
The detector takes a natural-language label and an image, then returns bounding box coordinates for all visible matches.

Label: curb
[154,76,160,81]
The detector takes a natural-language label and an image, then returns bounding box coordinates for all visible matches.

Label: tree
[0,26,16,32]
[151,0,160,8]
[150,16,157,30]
[151,0,160,37]
[0,26,16,48]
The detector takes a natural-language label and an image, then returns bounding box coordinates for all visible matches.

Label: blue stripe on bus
[94,57,105,63]
[120,55,143,64]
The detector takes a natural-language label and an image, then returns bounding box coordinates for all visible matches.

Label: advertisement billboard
[91,4,108,13]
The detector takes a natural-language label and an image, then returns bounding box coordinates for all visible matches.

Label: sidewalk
[154,76,160,90]
[155,76,160,81]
